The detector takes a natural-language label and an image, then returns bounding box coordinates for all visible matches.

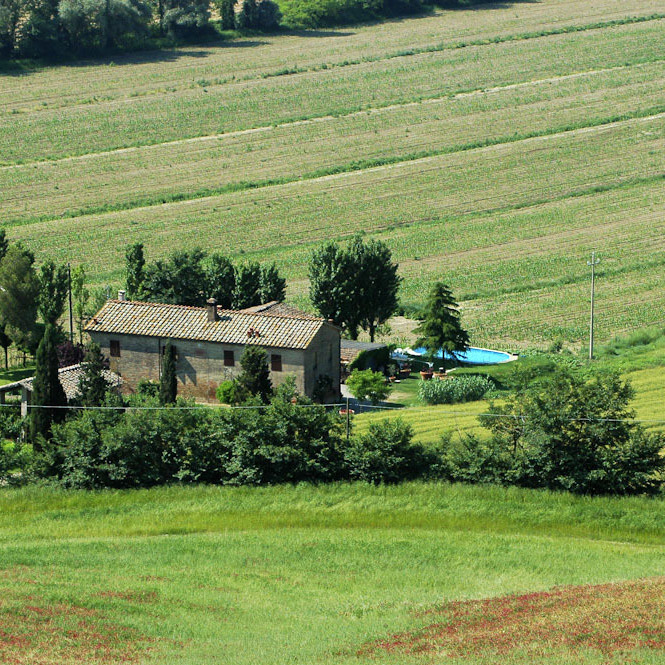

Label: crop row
[1,0,661,114]
[2,19,664,164]
[4,61,664,224]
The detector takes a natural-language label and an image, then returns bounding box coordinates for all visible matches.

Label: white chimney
[118,290,126,301]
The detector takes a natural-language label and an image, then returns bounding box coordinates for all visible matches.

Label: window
[224,350,235,367]
[271,354,282,372]
[110,340,120,357]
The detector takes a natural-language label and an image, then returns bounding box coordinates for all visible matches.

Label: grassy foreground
[1,483,664,664]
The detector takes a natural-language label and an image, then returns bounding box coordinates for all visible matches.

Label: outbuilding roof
[0,364,122,401]
[84,300,331,350]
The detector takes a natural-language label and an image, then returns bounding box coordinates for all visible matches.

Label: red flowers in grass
[0,580,150,664]
[361,577,665,661]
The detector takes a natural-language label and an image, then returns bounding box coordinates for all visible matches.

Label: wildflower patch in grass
[0,567,150,665]
[362,577,665,660]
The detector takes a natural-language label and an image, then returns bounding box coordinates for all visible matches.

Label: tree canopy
[413,282,469,365]
[309,235,400,341]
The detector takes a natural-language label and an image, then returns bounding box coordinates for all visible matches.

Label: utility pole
[67,263,74,343]
[587,252,600,360]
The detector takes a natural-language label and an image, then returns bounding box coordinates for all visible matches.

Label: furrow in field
[9,115,664,286]
[1,19,663,164]
[3,61,664,224]
[1,1,662,113]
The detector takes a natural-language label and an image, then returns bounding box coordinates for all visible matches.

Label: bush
[466,368,665,496]
[343,418,438,484]
[419,375,493,404]
[0,441,33,485]
[216,379,250,405]
[346,369,391,404]
[279,0,423,28]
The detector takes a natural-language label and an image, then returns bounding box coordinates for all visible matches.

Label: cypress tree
[78,342,110,407]
[159,340,178,405]
[30,323,67,445]
[414,282,469,368]
[238,345,272,403]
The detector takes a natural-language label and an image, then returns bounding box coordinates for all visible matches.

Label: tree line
[0,0,279,58]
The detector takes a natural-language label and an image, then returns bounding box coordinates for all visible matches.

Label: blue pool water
[412,346,514,366]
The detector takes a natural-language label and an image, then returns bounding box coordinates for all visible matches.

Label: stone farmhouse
[84,295,341,401]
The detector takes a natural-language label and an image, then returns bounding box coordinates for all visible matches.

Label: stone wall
[89,329,340,401]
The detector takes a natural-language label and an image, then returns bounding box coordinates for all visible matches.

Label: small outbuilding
[0,364,122,417]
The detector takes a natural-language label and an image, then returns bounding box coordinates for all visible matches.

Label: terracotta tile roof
[84,300,330,350]
[0,364,122,401]
[340,340,387,365]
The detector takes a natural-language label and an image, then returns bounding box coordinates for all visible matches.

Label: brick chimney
[206,298,218,322]
[118,290,126,301]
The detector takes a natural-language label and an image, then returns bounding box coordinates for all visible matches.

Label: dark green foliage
[414,283,469,365]
[136,378,159,397]
[142,248,207,305]
[216,379,250,405]
[346,368,391,405]
[0,408,24,441]
[216,0,235,29]
[125,242,145,300]
[0,440,32,485]
[159,340,178,405]
[77,342,110,407]
[232,262,262,309]
[343,418,435,484]
[37,261,69,326]
[309,235,400,341]
[259,262,286,304]
[443,368,665,495]
[0,245,39,353]
[235,0,256,28]
[237,345,272,402]
[205,253,236,309]
[162,0,209,37]
[0,324,11,369]
[0,229,8,261]
[419,375,494,404]
[137,247,285,309]
[279,0,421,28]
[255,0,280,28]
[29,323,67,445]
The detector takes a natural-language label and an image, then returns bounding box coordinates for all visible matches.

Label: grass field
[0,482,664,664]
[2,1,665,347]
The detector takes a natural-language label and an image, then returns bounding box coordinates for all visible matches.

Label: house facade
[84,297,340,401]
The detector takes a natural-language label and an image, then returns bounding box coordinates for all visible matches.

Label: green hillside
[2,0,664,346]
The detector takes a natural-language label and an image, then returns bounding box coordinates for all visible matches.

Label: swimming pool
[411,346,515,366]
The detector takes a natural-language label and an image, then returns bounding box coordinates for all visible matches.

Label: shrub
[346,369,391,404]
[0,441,33,485]
[216,379,250,405]
[343,418,438,484]
[419,375,493,404]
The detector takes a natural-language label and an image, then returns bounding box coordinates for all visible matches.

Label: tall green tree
[142,248,207,305]
[77,342,111,407]
[215,0,234,28]
[414,282,468,366]
[71,264,90,344]
[162,0,209,37]
[350,236,400,342]
[38,260,69,326]
[232,262,262,309]
[235,0,255,27]
[259,262,286,304]
[30,323,67,445]
[0,0,26,54]
[204,253,236,309]
[237,345,272,403]
[0,229,8,261]
[309,235,400,341]
[125,242,145,300]
[0,245,39,354]
[0,324,11,369]
[159,340,177,405]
